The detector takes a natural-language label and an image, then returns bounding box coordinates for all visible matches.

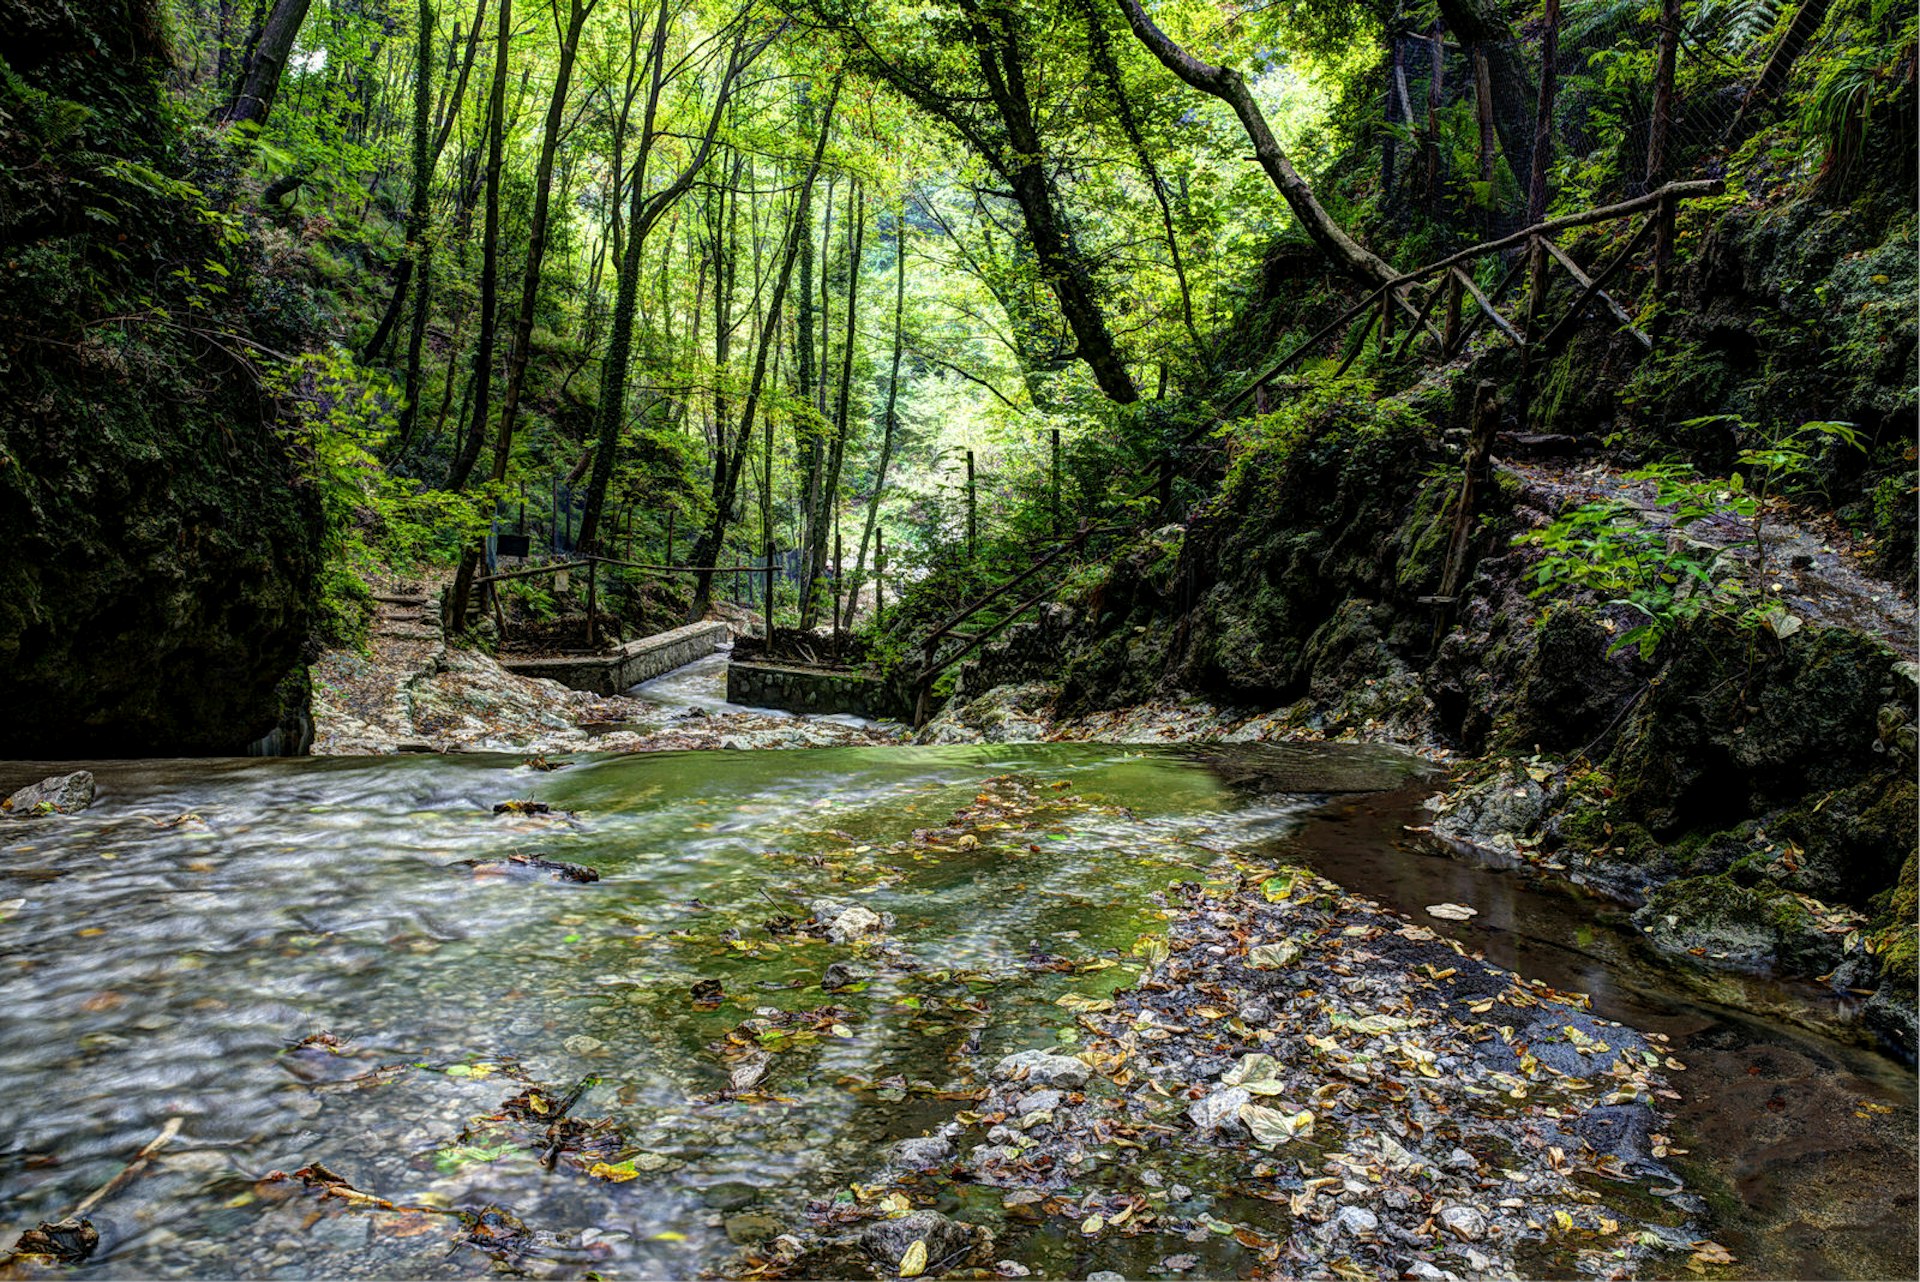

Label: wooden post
[1519,235,1548,429]
[1441,270,1464,356]
[874,529,885,629]
[585,557,597,649]
[1648,0,1680,309]
[764,540,776,638]
[965,448,977,560]
[517,480,526,533]
[914,636,936,727]
[1158,455,1173,512]
[1378,289,1395,355]
[665,507,675,565]
[1050,428,1062,535]
[1652,192,1676,304]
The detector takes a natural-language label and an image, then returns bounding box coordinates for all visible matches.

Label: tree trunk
[219,0,313,125]
[1081,0,1201,356]
[1117,0,1393,287]
[576,19,776,554]
[1527,0,1561,225]
[1433,0,1538,186]
[1646,0,1681,188]
[364,0,435,367]
[842,197,908,634]
[686,76,842,619]
[441,0,509,496]
[968,1,1137,402]
[441,0,511,631]
[801,183,865,630]
[1732,0,1836,140]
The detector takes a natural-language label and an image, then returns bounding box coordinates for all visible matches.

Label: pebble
[991,1050,1089,1089]
[1015,1089,1063,1116]
[888,1136,955,1169]
[1336,1205,1379,1235]
[1088,1272,1126,1282]
[1186,1085,1250,1134]
[563,1034,603,1055]
[1439,1205,1487,1241]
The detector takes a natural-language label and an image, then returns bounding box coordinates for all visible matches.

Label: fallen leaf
[1426,903,1478,921]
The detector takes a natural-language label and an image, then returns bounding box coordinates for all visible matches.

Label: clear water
[0,744,1911,1280]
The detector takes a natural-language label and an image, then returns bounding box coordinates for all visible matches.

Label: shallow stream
[0,742,1911,1279]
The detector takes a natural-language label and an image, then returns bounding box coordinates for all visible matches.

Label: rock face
[3,771,95,817]
[0,2,320,756]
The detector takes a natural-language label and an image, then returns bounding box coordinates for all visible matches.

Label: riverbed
[0,743,1912,1279]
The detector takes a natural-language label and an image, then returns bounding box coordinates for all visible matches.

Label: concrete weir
[727,661,908,721]
[501,622,731,695]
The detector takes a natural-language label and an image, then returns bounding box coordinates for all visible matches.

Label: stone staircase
[371,584,442,644]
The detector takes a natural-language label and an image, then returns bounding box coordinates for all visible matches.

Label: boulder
[3,771,95,817]
[809,899,891,943]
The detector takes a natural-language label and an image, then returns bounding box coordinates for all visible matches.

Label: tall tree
[686,74,842,617]
[219,0,314,125]
[841,196,909,634]
[574,13,776,554]
[800,181,865,630]
[441,0,510,496]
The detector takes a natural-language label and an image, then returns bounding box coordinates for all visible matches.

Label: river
[0,739,1911,1279]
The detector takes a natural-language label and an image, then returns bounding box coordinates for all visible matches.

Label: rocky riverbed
[768,854,1719,1281]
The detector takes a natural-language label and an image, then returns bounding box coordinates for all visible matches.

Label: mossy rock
[1633,874,1842,975]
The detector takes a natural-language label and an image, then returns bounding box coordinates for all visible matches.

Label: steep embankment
[935,189,1919,1054]
[0,1,320,755]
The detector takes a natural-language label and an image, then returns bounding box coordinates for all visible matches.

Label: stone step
[374,625,441,641]
[374,593,431,606]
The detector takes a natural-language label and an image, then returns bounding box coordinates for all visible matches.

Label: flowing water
[0,742,1911,1280]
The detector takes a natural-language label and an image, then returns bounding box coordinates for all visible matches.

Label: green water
[0,744,1398,1278]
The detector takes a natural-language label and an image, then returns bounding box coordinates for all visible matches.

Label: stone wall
[727,662,909,721]
[502,622,730,695]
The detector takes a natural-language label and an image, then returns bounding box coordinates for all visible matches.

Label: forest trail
[1505,458,1917,659]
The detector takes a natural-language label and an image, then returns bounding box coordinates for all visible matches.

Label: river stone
[701,1182,757,1211]
[809,899,890,943]
[724,1212,780,1245]
[1519,1011,1647,1078]
[1574,1103,1659,1167]
[1014,1088,1063,1116]
[1432,770,1549,847]
[859,1210,976,1272]
[1087,1272,1126,1282]
[888,1136,955,1169]
[4,771,95,818]
[1439,1205,1486,1240]
[991,1050,1089,1089]
[1335,1205,1378,1235]
[1186,1085,1250,1135]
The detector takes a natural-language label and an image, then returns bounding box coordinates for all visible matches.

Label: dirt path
[1505,459,1916,659]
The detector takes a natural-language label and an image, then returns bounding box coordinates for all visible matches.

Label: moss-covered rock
[1633,874,1843,975]
[0,2,321,754]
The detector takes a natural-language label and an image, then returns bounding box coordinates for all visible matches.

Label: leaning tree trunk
[384,0,437,456]
[441,0,509,496]
[219,0,313,126]
[1731,0,1836,141]
[1117,0,1393,286]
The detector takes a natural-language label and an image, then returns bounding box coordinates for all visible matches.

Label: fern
[1691,0,1786,54]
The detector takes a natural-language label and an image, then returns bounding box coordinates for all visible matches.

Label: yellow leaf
[1553,1210,1574,1232]
[1081,1215,1104,1235]
[649,1231,687,1242]
[898,1239,928,1277]
[831,1023,854,1038]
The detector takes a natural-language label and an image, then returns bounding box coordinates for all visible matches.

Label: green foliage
[1521,419,1866,659]
[269,349,483,645]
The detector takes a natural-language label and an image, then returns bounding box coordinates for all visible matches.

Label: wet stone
[701,1181,758,1211]
[888,1136,955,1169]
[1439,1205,1486,1241]
[4,771,95,818]
[1014,1089,1063,1116]
[859,1211,977,1272]
[1336,1205,1379,1235]
[991,1050,1088,1089]
[1186,1085,1250,1135]
[724,1212,780,1244]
